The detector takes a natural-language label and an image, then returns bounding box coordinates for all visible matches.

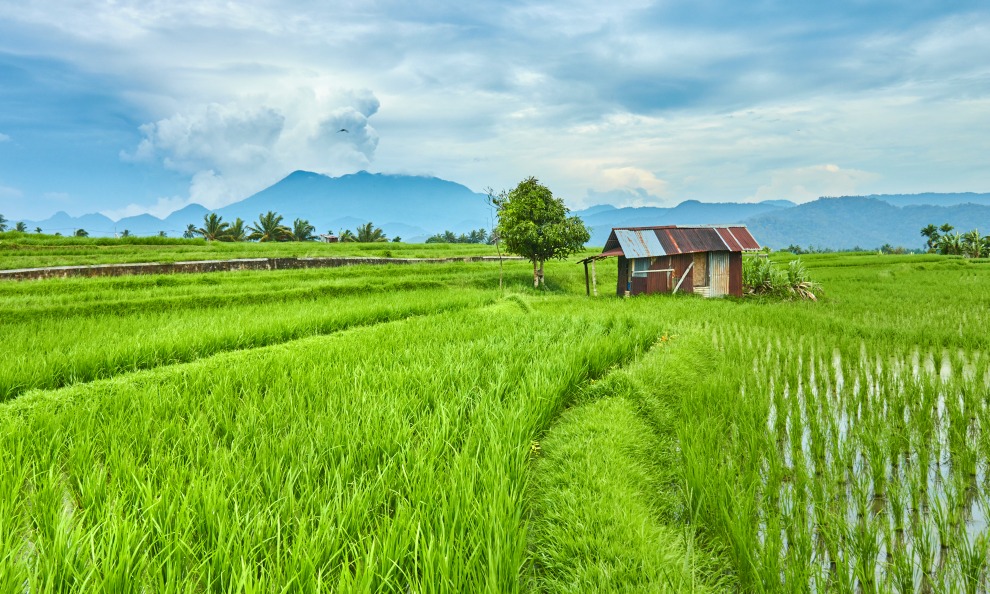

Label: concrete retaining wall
[0,256,522,281]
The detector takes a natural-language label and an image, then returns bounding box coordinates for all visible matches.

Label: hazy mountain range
[15,170,990,250]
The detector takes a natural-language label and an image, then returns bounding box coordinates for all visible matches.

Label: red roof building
[588,225,760,297]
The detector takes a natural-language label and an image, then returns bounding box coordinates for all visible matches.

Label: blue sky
[1,0,988,221]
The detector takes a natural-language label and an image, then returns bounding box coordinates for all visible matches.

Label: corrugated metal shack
[582,225,760,298]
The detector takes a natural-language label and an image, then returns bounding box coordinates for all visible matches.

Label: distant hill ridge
[14,171,990,249]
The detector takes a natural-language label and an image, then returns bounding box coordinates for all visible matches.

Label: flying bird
[338,128,349,133]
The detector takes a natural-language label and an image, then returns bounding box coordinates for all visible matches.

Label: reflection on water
[755,343,990,592]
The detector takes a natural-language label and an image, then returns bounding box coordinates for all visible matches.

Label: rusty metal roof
[601,225,760,257]
[613,228,667,258]
[720,226,760,251]
[655,227,727,254]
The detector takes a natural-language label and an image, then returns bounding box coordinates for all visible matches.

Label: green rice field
[1,243,988,592]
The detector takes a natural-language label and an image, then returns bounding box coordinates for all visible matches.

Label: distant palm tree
[183,224,197,239]
[248,211,291,242]
[963,229,984,258]
[158,231,167,237]
[15,221,27,232]
[938,232,963,255]
[225,218,247,242]
[291,218,317,241]
[34,227,42,234]
[356,221,387,242]
[920,224,940,252]
[338,229,357,242]
[121,229,131,237]
[197,213,230,241]
[0,213,7,232]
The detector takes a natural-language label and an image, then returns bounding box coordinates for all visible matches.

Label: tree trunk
[538,261,545,286]
[533,260,539,288]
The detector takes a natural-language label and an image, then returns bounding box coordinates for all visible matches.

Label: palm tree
[225,218,247,242]
[183,224,197,239]
[197,213,230,241]
[248,211,291,242]
[356,221,387,242]
[338,229,357,242]
[963,229,984,258]
[291,218,317,241]
[920,224,940,252]
[938,232,963,255]
[34,227,42,234]
[121,230,131,237]
[0,213,7,232]
[15,221,27,232]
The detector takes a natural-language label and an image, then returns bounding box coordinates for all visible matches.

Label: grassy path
[526,330,729,592]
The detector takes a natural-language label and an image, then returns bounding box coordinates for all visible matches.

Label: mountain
[215,170,490,240]
[19,171,490,240]
[574,200,795,245]
[863,193,990,208]
[15,174,989,250]
[743,197,990,250]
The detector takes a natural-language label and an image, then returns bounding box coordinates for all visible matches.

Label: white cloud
[0,133,10,142]
[751,164,881,203]
[597,166,669,197]
[123,103,285,174]
[101,195,189,220]
[117,89,381,216]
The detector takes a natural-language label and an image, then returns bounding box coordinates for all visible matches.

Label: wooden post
[591,258,598,297]
[583,260,590,296]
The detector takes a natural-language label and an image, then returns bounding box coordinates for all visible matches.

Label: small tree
[248,211,291,242]
[121,229,131,237]
[920,224,940,252]
[495,177,589,288]
[355,222,387,242]
[75,228,89,237]
[963,229,985,258]
[291,218,317,241]
[183,224,197,239]
[226,218,247,242]
[339,229,357,242]
[158,231,167,237]
[197,213,230,241]
[0,214,7,231]
[34,227,42,234]
[15,221,27,232]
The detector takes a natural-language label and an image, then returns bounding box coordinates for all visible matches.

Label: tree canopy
[291,218,317,242]
[355,222,387,242]
[197,213,230,241]
[495,177,589,287]
[248,211,292,242]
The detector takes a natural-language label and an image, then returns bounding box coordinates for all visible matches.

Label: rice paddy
[1,247,988,592]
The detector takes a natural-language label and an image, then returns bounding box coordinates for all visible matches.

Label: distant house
[584,225,760,297]
[319,233,339,243]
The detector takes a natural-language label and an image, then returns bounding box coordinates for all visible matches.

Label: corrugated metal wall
[729,252,743,297]
[710,252,730,296]
[616,251,742,298]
